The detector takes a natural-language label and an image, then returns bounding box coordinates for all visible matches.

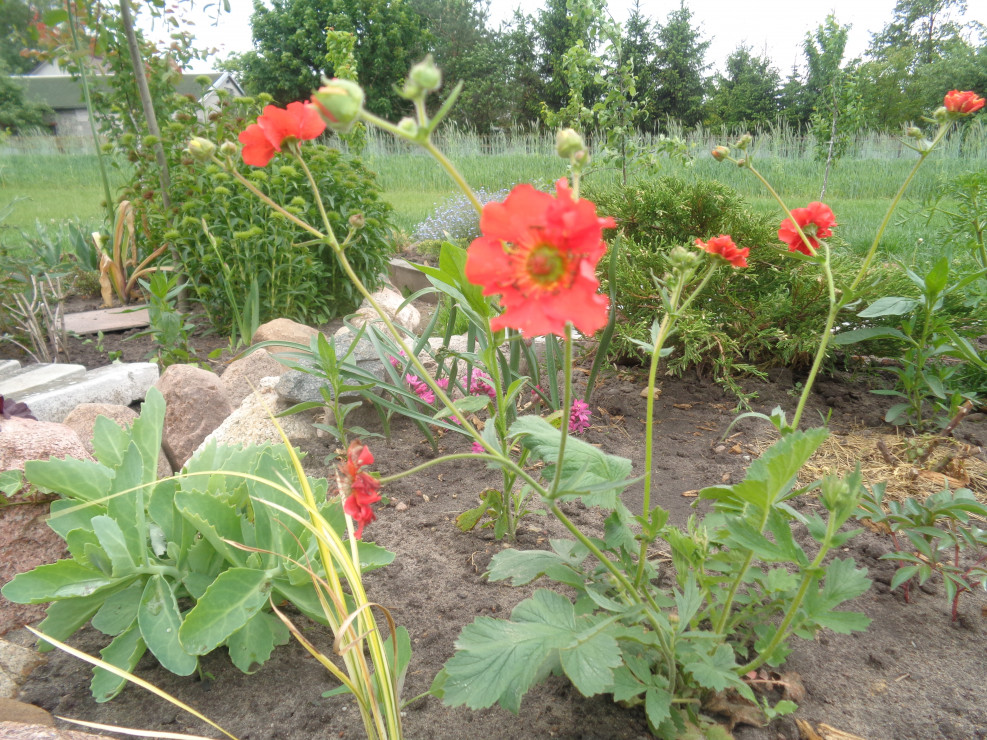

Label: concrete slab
[63,305,150,335]
[0,364,87,399]
[19,362,160,422]
[0,360,21,380]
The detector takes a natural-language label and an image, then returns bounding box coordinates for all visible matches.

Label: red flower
[238,102,326,167]
[778,202,837,255]
[695,234,749,268]
[338,440,381,539]
[944,90,985,115]
[464,179,616,337]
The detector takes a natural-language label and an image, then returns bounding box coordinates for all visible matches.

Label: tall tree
[534,0,600,112]
[501,9,544,126]
[870,0,971,67]
[622,0,660,130]
[230,0,428,118]
[1,0,61,73]
[651,2,709,128]
[705,44,780,128]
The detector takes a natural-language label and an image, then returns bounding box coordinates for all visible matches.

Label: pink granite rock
[155,365,232,471]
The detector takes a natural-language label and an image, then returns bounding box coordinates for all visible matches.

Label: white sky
[158,0,987,76]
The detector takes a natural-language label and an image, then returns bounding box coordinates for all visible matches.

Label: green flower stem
[790,242,837,429]
[633,266,716,588]
[224,163,327,241]
[713,496,776,636]
[737,519,837,675]
[378,453,501,483]
[294,148,341,249]
[548,325,574,498]
[848,122,950,295]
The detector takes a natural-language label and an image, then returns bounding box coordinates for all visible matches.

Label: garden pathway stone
[0,360,21,380]
[13,363,159,423]
[0,365,87,399]
[61,305,149,335]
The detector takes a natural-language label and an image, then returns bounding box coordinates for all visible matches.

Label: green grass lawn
[0,141,981,267]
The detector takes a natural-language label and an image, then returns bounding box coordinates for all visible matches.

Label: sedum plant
[1,387,403,735]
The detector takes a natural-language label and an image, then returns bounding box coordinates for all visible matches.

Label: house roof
[11,72,228,110]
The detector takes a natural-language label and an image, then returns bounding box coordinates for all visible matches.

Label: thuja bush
[143,91,395,331]
[588,176,905,377]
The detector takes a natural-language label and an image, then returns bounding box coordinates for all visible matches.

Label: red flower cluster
[944,90,985,115]
[465,179,616,337]
[695,235,749,268]
[339,440,381,539]
[239,102,326,167]
[778,202,837,255]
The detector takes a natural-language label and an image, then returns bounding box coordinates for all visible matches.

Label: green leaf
[91,580,144,636]
[47,498,106,539]
[857,296,920,317]
[645,686,672,728]
[90,415,130,469]
[174,489,246,566]
[139,574,197,676]
[24,458,114,503]
[831,326,909,345]
[487,544,588,587]
[611,665,646,702]
[179,568,274,655]
[441,589,579,713]
[226,610,289,674]
[434,394,490,419]
[91,622,146,702]
[509,416,632,506]
[560,620,621,697]
[90,516,137,577]
[35,592,109,651]
[1,560,115,603]
[130,388,166,484]
[683,644,746,694]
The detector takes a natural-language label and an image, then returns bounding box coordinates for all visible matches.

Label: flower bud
[349,213,365,229]
[905,126,923,139]
[556,128,586,158]
[397,117,419,137]
[711,145,730,161]
[736,158,748,168]
[219,140,238,158]
[187,137,216,162]
[409,55,442,93]
[734,134,752,150]
[933,106,949,123]
[311,78,365,133]
[668,245,701,272]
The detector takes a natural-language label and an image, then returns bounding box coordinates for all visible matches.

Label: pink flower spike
[569,399,591,434]
[471,442,485,454]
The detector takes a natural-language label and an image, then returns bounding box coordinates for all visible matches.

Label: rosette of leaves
[1,388,393,701]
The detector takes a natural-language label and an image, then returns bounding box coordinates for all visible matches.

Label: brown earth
[5,306,987,740]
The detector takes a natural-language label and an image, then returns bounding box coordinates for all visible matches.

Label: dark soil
[8,301,987,740]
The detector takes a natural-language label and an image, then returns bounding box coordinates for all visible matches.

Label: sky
[160,0,987,75]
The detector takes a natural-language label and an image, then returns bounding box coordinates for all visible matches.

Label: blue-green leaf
[179,568,273,655]
[91,622,147,702]
[226,610,289,674]
[139,574,197,675]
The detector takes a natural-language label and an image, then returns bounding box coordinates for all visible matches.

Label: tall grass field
[2,121,986,262]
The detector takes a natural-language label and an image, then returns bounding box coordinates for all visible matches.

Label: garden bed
[7,317,987,740]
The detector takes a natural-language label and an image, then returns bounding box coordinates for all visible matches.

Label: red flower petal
[778,202,836,255]
[695,234,749,268]
[238,123,277,167]
[466,179,614,337]
[240,102,326,167]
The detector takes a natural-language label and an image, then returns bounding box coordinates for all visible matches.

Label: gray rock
[0,364,86,399]
[17,363,159,423]
[275,330,386,405]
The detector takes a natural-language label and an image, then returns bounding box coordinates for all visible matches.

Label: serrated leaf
[47,498,106,538]
[509,416,632,506]
[24,458,114,503]
[90,516,137,577]
[179,568,273,655]
[611,664,646,702]
[91,415,130,468]
[91,580,144,636]
[139,574,197,675]
[441,589,578,713]
[560,621,621,696]
[645,686,672,727]
[683,644,744,693]
[487,547,587,587]
[35,592,109,651]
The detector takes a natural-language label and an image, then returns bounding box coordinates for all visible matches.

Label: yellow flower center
[526,244,568,287]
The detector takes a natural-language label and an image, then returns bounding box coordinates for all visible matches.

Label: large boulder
[155,365,232,471]
[0,416,89,634]
[251,318,320,355]
[351,286,421,334]
[61,403,170,478]
[221,348,286,407]
[194,376,319,458]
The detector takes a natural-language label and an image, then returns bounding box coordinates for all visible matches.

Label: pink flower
[406,374,435,404]
[338,440,381,539]
[569,399,591,434]
[471,442,485,454]
[468,370,496,401]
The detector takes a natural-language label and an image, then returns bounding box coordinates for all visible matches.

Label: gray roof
[11,72,228,110]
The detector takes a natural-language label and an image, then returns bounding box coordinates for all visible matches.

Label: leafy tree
[0,0,60,73]
[651,1,709,128]
[409,0,510,131]
[870,0,972,67]
[500,9,544,126]
[229,0,428,118]
[777,64,810,128]
[0,71,52,132]
[622,0,660,130]
[534,0,600,112]
[705,45,780,128]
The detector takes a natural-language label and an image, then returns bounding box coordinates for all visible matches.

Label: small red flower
[695,234,749,268]
[944,90,985,115]
[338,440,381,539]
[465,179,616,337]
[238,102,326,167]
[778,202,837,255]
